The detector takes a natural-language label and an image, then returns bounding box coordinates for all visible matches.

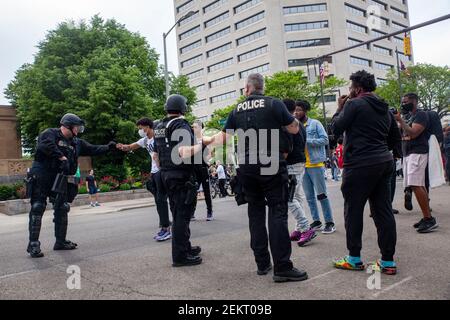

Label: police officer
[204,73,308,282]
[27,113,117,258]
[153,95,202,267]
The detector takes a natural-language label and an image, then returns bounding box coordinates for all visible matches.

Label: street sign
[404,35,412,56]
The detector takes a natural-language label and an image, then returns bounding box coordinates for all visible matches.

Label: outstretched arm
[79,139,116,157]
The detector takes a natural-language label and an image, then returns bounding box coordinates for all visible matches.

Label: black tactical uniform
[223,93,308,282]
[154,95,202,267]
[27,113,116,258]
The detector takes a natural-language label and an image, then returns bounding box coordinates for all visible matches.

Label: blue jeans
[303,167,334,224]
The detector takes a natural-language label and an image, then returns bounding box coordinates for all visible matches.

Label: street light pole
[163,10,196,100]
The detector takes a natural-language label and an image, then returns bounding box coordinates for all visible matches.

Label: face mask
[138,129,146,138]
[401,103,414,114]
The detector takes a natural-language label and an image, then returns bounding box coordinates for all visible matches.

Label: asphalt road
[0,180,449,300]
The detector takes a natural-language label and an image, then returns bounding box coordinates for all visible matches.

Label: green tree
[5,16,196,179]
[376,63,450,118]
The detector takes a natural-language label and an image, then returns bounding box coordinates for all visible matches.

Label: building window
[235,11,265,30]
[350,56,372,67]
[283,3,327,15]
[203,0,228,14]
[393,36,404,46]
[371,29,387,38]
[207,42,232,58]
[345,3,366,17]
[369,0,387,11]
[347,20,367,34]
[180,40,202,54]
[239,64,270,79]
[196,84,205,92]
[236,28,266,46]
[181,54,202,68]
[186,68,204,80]
[238,45,268,62]
[285,21,329,32]
[234,0,262,14]
[288,57,331,67]
[373,45,392,56]
[179,25,201,41]
[179,11,199,26]
[205,11,230,29]
[177,0,194,14]
[195,99,207,108]
[391,6,407,18]
[376,78,387,85]
[287,38,330,49]
[208,58,234,73]
[210,91,237,103]
[206,27,231,43]
[392,21,407,30]
[375,61,394,70]
[209,74,235,88]
[348,37,370,49]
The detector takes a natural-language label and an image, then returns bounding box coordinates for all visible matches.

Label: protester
[396,93,438,233]
[444,126,450,183]
[336,138,344,170]
[282,99,316,247]
[216,160,229,198]
[331,70,402,275]
[85,169,100,207]
[296,100,336,234]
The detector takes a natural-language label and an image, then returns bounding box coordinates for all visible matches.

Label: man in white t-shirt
[117,118,171,241]
[216,160,228,198]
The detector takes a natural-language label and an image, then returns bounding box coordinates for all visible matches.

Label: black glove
[59,160,70,175]
[107,141,117,151]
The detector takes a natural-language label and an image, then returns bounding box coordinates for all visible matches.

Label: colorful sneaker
[370,260,397,275]
[156,229,172,242]
[290,230,302,242]
[153,229,165,240]
[310,221,323,231]
[297,229,317,247]
[333,256,365,271]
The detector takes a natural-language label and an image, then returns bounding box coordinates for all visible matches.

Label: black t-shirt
[403,110,429,156]
[286,124,306,165]
[223,96,294,161]
[86,175,95,189]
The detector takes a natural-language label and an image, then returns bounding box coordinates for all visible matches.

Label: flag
[400,60,411,76]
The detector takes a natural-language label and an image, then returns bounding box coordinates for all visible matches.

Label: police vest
[233,95,292,161]
[154,116,195,171]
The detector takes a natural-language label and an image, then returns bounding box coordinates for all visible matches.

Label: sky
[0,0,449,105]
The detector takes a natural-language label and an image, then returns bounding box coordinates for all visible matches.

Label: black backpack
[426,110,444,144]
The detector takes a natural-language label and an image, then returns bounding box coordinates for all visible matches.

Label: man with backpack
[395,93,439,233]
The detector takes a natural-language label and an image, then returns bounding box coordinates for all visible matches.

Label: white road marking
[0,269,36,280]
[308,269,339,281]
[372,276,413,298]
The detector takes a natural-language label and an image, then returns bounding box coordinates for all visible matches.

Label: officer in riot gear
[204,73,308,282]
[26,113,117,258]
[153,94,203,267]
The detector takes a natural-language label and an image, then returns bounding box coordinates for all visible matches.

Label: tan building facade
[174,0,412,120]
[0,105,22,159]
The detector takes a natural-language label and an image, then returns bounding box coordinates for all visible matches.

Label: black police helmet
[60,113,85,133]
[165,94,187,114]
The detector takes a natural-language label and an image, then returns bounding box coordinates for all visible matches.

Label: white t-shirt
[136,137,159,174]
[217,165,226,180]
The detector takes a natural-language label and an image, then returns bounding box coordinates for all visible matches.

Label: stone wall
[0,189,152,216]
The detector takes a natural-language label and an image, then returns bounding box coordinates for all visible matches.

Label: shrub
[78,186,88,194]
[100,176,120,190]
[15,186,27,199]
[99,184,111,193]
[132,182,143,189]
[0,185,16,201]
[119,183,131,191]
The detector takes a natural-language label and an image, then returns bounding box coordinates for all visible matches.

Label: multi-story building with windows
[174,0,413,120]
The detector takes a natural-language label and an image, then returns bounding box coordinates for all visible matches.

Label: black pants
[194,166,213,214]
[161,170,196,262]
[239,164,293,273]
[218,179,228,197]
[390,160,397,204]
[446,152,450,181]
[341,161,397,261]
[28,165,73,243]
[151,171,170,228]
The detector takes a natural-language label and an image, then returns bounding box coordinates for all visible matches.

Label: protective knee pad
[30,201,46,215]
[317,193,328,201]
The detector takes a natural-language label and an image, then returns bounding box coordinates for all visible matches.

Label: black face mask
[401,103,414,114]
